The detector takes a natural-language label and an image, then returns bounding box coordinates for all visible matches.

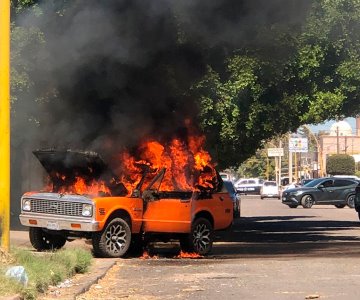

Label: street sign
[267,148,284,157]
[289,137,308,152]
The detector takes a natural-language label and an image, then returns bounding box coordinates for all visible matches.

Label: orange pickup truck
[19,150,234,257]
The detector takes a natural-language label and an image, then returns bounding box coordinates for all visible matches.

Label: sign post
[0,0,10,250]
[267,148,284,186]
[289,137,308,181]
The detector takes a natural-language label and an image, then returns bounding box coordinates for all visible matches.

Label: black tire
[127,234,144,257]
[301,195,314,208]
[347,194,355,208]
[29,227,66,251]
[288,205,298,208]
[180,218,213,255]
[335,204,346,208]
[92,218,131,258]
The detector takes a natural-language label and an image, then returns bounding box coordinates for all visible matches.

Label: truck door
[141,168,192,233]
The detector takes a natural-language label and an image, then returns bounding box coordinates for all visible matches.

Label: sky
[308,117,356,134]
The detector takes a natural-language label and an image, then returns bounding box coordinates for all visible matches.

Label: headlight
[82,204,93,217]
[22,199,31,211]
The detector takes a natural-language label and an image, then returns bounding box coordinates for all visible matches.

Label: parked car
[354,182,360,219]
[235,178,264,195]
[223,180,241,218]
[282,177,358,209]
[260,181,280,199]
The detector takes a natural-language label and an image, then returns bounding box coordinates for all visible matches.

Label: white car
[260,181,280,199]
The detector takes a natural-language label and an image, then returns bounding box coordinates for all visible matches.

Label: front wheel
[180,218,213,255]
[301,195,314,208]
[92,218,131,258]
[347,194,355,208]
[29,227,66,251]
[335,204,346,208]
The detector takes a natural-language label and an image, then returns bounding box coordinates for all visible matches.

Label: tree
[326,154,355,175]
[195,0,360,168]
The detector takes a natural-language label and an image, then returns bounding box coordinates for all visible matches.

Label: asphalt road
[77,195,360,300]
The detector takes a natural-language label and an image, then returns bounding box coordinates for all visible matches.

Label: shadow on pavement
[213,215,360,258]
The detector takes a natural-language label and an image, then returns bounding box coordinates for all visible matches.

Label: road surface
[77,195,360,300]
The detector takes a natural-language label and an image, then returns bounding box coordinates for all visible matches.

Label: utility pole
[336,126,340,154]
[288,134,293,184]
[0,0,10,251]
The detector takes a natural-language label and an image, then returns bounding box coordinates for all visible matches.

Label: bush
[326,154,355,175]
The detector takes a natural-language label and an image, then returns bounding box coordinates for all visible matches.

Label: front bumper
[19,213,100,232]
[281,195,300,206]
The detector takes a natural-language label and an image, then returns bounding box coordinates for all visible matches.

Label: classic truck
[19,149,234,257]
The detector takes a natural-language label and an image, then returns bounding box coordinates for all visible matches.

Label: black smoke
[13,0,311,157]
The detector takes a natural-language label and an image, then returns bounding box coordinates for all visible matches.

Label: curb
[40,258,118,300]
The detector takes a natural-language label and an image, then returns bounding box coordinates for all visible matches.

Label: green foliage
[326,154,355,175]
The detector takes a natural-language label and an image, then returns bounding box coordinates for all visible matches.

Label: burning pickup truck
[19,149,233,257]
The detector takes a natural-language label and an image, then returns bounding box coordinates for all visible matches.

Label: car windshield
[303,178,325,187]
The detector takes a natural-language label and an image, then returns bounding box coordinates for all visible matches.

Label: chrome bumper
[19,213,100,232]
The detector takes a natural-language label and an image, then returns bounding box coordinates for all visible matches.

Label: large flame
[43,131,217,196]
[118,133,217,194]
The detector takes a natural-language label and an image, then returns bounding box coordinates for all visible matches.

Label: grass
[0,247,93,300]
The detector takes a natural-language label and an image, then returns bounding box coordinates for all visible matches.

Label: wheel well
[347,193,355,199]
[194,211,214,227]
[106,209,132,229]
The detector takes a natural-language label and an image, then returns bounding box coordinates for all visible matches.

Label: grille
[29,199,83,216]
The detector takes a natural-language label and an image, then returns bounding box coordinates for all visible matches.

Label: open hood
[33,149,108,180]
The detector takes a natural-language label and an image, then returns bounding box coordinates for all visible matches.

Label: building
[320,118,360,174]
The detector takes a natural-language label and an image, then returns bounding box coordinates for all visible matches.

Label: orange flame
[175,251,203,259]
[43,130,217,196]
[139,250,159,260]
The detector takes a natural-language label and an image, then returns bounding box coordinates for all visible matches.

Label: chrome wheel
[105,223,128,255]
[93,218,131,258]
[191,218,213,255]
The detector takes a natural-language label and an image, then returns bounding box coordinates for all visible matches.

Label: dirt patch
[0,248,15,265]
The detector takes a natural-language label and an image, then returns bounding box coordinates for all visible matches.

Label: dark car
[354,182,360,219]
[282,177,358,209]
[223,180,241,218]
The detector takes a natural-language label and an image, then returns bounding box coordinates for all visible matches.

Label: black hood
[33,149,108,180]
[33,149,129,196]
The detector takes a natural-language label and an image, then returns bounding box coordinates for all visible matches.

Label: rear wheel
[92,217,131,258]
[29,227,66,251]
[180,218,213,255]
[347,194,355,208]
[301,195,314,208]
[335,204,346,208]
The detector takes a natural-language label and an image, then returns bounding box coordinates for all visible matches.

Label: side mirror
[318,184,324,189]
